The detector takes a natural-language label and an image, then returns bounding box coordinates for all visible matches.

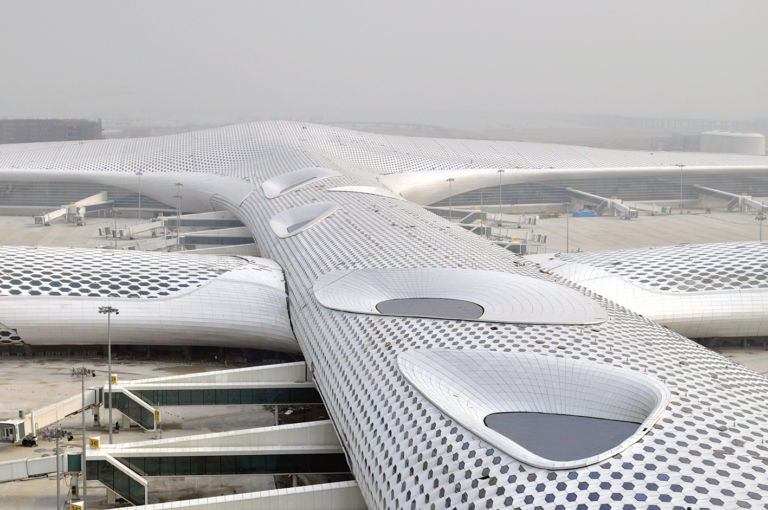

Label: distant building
[0,118,102,144]
[700,130,766,155]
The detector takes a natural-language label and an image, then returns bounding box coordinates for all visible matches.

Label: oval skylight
[261,167,340,199]
[376,298,484,320]
[269,202,339,238]
[398,349,670,470]
[313,268,608,325]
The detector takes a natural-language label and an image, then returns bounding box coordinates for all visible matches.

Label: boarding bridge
[162,210,244,229]
[426,206,487,223]
[109,362,320,431]
[130,481,365,510]
[693,184,767,212]
[0,387,99,443]
[1,363,318,441]
[180,226,254,246]
[87,421,348,506]
[125,211,244,239]
[565,188,637,219]
[34,191,112,226]
[0,452,71,483]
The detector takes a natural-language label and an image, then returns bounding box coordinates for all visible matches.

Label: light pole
[98,305,119,444]
[446,178,455,221]
[81,365,87,509]
[112,208,118,250]
[565,201,570,253]
[54,424,63,509]
[677,164,685,214]
[174,182,183,251]
[497,169,504,226]
[136,170,143,220]
[757,204,765,243]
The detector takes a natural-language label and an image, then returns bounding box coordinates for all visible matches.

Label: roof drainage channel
[313,268,608,325]
[261,167,340,199]
[269,202,340,238]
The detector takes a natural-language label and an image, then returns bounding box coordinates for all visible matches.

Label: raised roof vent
[398,349,670,470]
[313,268,608,325]
[269,202,339,238]
[261,167,340,199]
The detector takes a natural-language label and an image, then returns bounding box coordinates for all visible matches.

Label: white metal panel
[314,268,608,325]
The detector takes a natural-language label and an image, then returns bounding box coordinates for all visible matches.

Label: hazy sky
[1,1,767,124]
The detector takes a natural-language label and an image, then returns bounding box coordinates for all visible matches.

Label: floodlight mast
[81,364,87,508]
[98,305,119,444]
[136,170,143,220]
[174,182,183,251]
[497,169,504,227]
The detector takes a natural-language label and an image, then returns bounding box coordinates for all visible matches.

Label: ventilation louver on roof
[261,167,340,199]
[398,349,670,470]
[269,202,340,238]
[313,268,608,325]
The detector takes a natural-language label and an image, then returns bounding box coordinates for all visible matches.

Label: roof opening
[376,298,484,320]
[261,167,340,199]
[397,349,670,469]
[485,412,640,462]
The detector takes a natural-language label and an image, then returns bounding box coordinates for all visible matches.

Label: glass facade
[133,387,322,406]
[87,460,146,506]
[117,453,349,476]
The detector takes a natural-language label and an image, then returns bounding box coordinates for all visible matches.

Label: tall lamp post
[757,205,766,243]
[136,170,143,220]
[81,364,87,508]
[54,424,65,510]
[677,164,685,214]
[497,169,504,226]
[98,305,119,444]
[565,201,570,253]
[446,178,455,221]
[174,182,183,251]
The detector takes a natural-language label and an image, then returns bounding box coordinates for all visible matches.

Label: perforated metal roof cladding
[1,121,767,176]
[0,246,245,299]
[557,241,768,293]
[0,122,767,509]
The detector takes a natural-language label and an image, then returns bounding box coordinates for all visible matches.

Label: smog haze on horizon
[1,0,766,125]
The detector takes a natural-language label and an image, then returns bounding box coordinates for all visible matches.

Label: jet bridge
[125,211,244,239]
[564,187,638,219]
[1,363,318,441]
[89,421,348,505]
[129,481,366,510]
[109,362,320,431]
[0,387,99,444]
[693,184,767,212]
[34,191,111,226]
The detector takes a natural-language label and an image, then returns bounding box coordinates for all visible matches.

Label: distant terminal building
[0,118,102,144]
[700,130,766,155]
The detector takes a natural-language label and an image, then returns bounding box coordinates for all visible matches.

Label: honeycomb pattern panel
[559,242,768,292]
[0,246,246,299]
[0,120,766,179]
[0,322,22,345]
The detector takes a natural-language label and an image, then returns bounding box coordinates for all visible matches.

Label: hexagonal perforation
[0,247,246,299]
